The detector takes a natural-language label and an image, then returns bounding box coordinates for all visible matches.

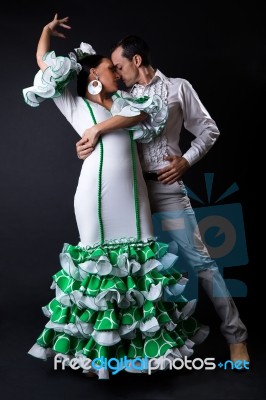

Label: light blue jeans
[146,179,248,344]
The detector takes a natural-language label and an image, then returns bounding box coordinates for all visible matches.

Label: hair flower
[74,42,96,60]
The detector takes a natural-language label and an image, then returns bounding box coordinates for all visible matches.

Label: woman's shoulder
[112,90,131,99]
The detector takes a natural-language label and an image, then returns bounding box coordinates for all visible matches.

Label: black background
[0,1,264,399]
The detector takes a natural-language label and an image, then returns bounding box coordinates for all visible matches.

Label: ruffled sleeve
[22,51,81,107]
[111,90,168,143]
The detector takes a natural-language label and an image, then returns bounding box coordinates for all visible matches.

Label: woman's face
[96,58,120,93]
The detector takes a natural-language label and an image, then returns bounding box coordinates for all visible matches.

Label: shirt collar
[153,69,171,85]
[131,69,171,91]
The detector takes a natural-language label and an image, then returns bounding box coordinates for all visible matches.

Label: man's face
[111,46,139,88]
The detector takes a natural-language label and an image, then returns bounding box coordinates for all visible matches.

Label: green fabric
[32,239,205,372]
[156,301,173,325]
[120,306,142,325]
[94,305,119,331]
[123,95,150,104]
[66,240,168,266]
[53,270,80,293]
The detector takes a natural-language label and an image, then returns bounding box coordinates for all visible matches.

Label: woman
[23,14,208,379]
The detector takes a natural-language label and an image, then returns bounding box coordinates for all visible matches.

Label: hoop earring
[88,78,102,95]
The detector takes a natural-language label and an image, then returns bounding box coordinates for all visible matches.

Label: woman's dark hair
[110,35,151,67]
[76,54,105,97]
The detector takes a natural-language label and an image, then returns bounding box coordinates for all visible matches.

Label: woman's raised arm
[36,13,71,71]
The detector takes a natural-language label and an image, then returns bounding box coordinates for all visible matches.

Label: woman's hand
[36,13,71,70]
[76,126,101,160]
[83,125,101,147]
[45,13,71,38]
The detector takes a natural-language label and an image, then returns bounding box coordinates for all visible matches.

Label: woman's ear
[89,68,97,78]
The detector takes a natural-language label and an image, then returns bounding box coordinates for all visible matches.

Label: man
[76,35,249,364]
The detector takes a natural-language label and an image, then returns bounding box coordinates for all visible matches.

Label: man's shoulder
[166,76,190,86]
[156,70,190,86]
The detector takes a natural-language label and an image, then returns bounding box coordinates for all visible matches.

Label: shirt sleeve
[180,79,220,166]
[111,90,168,142]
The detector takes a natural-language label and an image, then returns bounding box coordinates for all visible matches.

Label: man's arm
[158,79,220,184]
[180,79,220,166]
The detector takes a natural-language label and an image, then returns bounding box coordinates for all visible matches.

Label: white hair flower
[79,42,96,55]
[74,42,96,60]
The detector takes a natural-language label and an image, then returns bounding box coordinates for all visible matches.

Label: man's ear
[133,54,142,67]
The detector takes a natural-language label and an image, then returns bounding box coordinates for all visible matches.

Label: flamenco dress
[22,51,209,379]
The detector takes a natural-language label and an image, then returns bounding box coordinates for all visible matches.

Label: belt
[143,172,159,181]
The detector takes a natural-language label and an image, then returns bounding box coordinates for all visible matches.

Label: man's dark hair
[110,35,151,67]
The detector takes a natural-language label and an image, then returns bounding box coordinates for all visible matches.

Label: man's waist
[143,171,160,181]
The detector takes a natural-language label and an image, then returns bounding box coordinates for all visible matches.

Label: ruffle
[22,51,81,107]
[22,52,167,145]
[28,323,209,380]
[28,238,209,379]
[112,90,168,143]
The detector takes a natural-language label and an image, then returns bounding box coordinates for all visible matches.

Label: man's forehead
[112,47,124,58]
[112,53,127,65]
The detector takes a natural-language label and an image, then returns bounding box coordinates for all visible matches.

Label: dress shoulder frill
[22,53,168,144]
[22,51,81,107]
[111,90,168,143]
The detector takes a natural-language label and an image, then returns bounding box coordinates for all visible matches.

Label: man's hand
[76,136,94,160]
[157,155,190,184]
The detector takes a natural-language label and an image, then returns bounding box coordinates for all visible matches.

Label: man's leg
[197,268,249,363]
[146,180,249,362]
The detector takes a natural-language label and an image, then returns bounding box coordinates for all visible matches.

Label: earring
[88,77,102,95]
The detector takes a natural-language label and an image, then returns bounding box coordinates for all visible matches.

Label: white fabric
[52,88,154,247]
[22,52,81,106]
[130,69,220,170]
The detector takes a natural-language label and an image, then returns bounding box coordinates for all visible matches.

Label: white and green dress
[23,52,208,379]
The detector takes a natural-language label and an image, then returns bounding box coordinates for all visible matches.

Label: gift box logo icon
[152,173,249,297]
[194,204,247,265]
